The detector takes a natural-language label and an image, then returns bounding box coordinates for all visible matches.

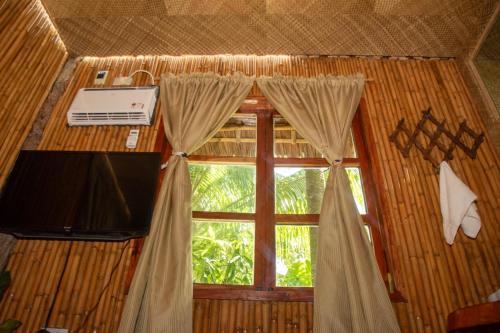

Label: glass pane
[364,224,372,243]
[275,167,367,215]
[193,115,257,157]
[276,225,317,287]
[274,117,356,158]
[193,220,254,285]
[345,130,357,158]
[275,167,328,214]
[346,167,367,214]
[275,224,371,287]
[190,164,256,213]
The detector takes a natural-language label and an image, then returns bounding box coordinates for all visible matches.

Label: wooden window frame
[150,97,403,302]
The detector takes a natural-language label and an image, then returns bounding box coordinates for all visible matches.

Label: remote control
[126,129,139,149]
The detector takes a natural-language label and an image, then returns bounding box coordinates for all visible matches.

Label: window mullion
[254,111,275,290]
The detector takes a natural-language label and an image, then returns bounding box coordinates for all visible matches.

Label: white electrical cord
[129,69,155,85]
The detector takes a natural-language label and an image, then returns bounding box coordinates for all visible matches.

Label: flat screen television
[0,150,161,240]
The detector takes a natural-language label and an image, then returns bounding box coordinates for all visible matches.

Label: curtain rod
[152,76,375,82]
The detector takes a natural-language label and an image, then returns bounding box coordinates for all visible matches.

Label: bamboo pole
[0,3,66,184]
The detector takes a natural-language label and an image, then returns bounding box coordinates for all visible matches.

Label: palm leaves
[192,221,254,285]
[276,226,317,287]
[190,164,256,285]
[189,163,367,287]
[345,167,367,214]
[275,167,328,214]
[190,164,255,213]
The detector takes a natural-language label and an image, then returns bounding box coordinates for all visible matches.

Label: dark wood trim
[275,158,329,166]
[188,156,358,172]
[194,285,314,301]
[153,118,165,153]
[238,107,278,115]
[193,285,405,302]
[275,214,320,224]
[189,155,255,164]
[447,301,500,332]
[274,157,359,167]
[357,99,406,302]
[275,214,376,226]
[238,97,275,113]
[188,156,360,167]
[352,107,388,278]
[254,111,276,290]
[192,211,255,221]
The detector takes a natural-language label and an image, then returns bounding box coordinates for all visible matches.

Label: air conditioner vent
[67,86,159,126]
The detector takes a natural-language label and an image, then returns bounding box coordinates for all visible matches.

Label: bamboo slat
[0,54,498,333]
[0,0,67,187]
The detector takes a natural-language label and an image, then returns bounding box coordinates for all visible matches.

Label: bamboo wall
[0,55,498,333]
[0,0,67,187]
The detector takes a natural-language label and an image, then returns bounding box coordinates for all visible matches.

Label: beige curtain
[118,72,254,333]
[257,75,400,333]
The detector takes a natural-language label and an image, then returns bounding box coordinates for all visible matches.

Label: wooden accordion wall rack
[389,108,485,171]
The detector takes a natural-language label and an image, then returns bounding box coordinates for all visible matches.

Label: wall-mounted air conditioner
[67,86,159,126]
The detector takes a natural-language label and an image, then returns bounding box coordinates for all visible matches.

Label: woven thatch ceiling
[42,0,497,57]
[475,14,500,111]
[478,14,500,60]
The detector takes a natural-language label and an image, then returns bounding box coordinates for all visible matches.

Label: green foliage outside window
[190,164,255,213]
[275,225,317,287]
[192,220,254,285]
[190,164,367,287]
[275,167,366,214]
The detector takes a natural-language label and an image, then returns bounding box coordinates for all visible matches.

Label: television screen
[0,150,161,240]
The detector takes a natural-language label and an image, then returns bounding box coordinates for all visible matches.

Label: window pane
[275,167,367,215]
[346,167,367,214]
[275,224,371,287]
[364,224,372,243]
[345,131,357,158]
[192,115,257,157]
[192,220,254,285]
[274,117,356,158]
[275,167,328,214]
[276,225,317,287]
[190,164,256,213]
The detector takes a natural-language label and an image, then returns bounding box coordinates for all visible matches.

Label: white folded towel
[439,161,481,245]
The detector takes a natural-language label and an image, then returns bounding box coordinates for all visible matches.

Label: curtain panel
[257,75,400,333]
[118,72,254,333]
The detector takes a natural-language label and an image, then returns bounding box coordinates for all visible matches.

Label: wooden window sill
[193,285,407,303]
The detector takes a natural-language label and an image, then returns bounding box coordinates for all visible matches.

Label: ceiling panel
[41,0,497,57]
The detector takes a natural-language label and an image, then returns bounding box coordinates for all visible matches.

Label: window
[185,97,393,301]
[190,115,257,288]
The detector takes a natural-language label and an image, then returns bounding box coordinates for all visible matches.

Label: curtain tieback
[332,159,343,167]
[160,152,188,169]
